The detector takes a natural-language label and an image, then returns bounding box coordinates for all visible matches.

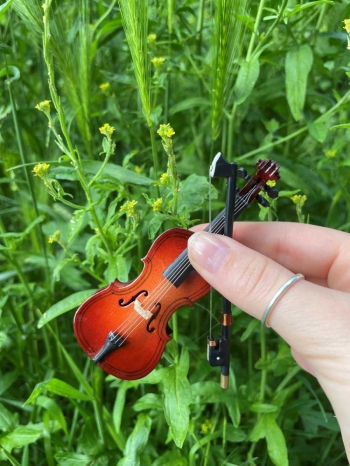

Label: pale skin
[187,222,350,461]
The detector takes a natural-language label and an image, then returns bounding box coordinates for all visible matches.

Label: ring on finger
[261,273,305,328]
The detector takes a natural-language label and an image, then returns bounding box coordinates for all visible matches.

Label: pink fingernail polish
[188,232,230,274]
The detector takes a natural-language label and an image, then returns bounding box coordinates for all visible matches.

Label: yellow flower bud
[290,195,307,208]
[99,82,110,92]
[120,200,138,217]
[35,100,51,113]
[151,198,162,212]
[99,123,115,141]
[157,123,175,139]
[151,57,165,68]
[147,34,157,45]
[32,163,50,178]
[48,230,60,244]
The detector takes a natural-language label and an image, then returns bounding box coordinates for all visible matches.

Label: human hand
[188,222,350,460]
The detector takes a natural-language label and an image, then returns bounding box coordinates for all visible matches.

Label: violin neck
[162,194,247,288]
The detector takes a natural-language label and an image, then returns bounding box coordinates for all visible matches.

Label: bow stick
[207,152,237,389]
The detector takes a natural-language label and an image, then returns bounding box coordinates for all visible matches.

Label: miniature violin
[73,157,280,380]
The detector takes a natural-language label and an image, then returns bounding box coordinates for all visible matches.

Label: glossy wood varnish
[73,229,210,380]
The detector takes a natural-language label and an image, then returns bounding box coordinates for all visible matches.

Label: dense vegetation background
[1,0,350,464]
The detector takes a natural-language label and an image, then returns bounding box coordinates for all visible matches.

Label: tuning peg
[237,167,251,181]
[257,195,270,208]
[264,185,279,199]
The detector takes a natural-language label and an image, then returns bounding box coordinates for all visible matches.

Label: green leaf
[0,447,21,466]
[50,162,152,185]
[226,425,247,443]
[331,123,350,130]
[37,289,96,328]
[249,414,269,442]
[133,393,163,412]
[161,347,192,447]
[234,57,260,105]
[0,426,41,453]
[250,403,279,414]
[35,395,68,436]
[285,45,313,121]
[84,161,152,185]
[117,414,152,466]
[0,42,12,54]
[285,1,334,18]
[68,209,87,243]
[106,254,129,283]
[240,319,259,341]
[148,212,166,239]
[0,370,18,396]
[0,331,7,348]
[54,452,92,466]
[152,451,188,466]
[169,97,211,115]
[0,0,14,18]
[112,381,128,434]
[24,378,94,405]
[0,403,17,431]
[265,416,289,466]
[179,174,217,213]
[0,65,20,82]
[308,121,328,143]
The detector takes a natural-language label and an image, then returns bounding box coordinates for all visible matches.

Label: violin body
[74,157,280,381]
[74,228,209,380]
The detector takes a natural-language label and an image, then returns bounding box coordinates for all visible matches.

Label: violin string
[208,170,213,339]
[107,192,252,345]
[107,192,251,346]
[122,191,248,318]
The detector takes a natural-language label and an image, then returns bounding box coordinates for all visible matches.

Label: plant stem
[150,122,159,179]
[259,325,267,402]
[246,0,267,61]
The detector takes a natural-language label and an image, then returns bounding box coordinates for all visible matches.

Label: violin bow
[206,153,280,389]
[207,152,237,389]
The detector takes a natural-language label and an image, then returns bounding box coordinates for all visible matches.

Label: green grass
[1,0,350,464]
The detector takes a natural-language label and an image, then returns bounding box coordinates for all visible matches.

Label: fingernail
[188,232,230,274]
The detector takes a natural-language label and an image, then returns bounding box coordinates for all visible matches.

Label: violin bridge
[134,300,153,320]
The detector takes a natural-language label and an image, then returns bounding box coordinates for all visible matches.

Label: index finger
[193,222,350,291]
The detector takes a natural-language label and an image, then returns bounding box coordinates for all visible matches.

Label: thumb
[187,231,348,364]
[187,231,350,458]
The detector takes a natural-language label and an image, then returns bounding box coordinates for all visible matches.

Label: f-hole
[119,290,148,307]
[146,303,161,333]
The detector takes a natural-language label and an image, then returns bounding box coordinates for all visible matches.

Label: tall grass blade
[118,0,151,126]
[211,0,249,141]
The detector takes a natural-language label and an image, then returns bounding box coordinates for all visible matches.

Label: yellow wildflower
[32,163,50,178]
[159,172,170,185]
[100,82,110,92]
[343,19,350,33]
[35,100,51,114]
[266,180,276,188]
[134,166,142,174]
[151,57,165,68]
[151,198,162,212]
[147,34,157,45]
[325,149,336,158]
[200,419,213,434]
[99,123,115,141]
[157,123,175,139]
[48,230,60,244]
[120,200,138,217]
[291,194,307,208]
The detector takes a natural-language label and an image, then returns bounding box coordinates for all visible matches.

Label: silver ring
[261,274,305,328]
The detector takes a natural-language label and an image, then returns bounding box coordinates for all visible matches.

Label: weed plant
[1,0,350,465]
